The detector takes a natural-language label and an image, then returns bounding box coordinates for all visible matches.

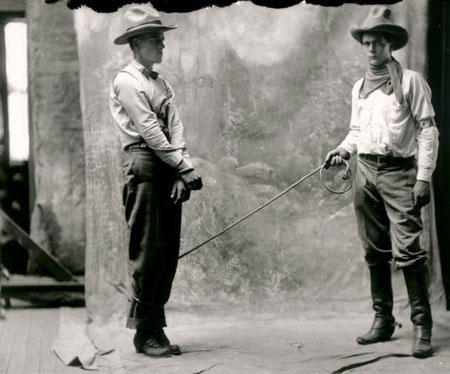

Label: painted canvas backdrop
[69,1,442,323]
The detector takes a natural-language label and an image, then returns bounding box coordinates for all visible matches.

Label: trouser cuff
[126,315,167,330]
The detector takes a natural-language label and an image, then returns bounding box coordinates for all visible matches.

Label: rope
[178,161,352,259]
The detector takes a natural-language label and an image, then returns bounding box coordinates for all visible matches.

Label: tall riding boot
[403,266,433,358]
[357,262,396,344]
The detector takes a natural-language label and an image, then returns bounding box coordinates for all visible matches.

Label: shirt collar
[130,59,159,79]
[130,58,145,71]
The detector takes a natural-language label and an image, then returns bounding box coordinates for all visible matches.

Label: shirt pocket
[387,99,410,143]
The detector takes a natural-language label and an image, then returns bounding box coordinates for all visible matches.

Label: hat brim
[350,24,409,50]
[114,24,177,45]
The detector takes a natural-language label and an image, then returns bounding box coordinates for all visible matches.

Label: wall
[27,0,85,273]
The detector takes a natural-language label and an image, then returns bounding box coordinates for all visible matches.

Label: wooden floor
[0,306,81,374]
[1,304,449,374]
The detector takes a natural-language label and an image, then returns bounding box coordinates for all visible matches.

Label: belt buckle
[378,155,387,163]
[378,154,394,164]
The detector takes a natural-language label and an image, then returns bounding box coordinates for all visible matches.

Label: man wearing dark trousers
[326,6,439,358]
[110,5,203,358]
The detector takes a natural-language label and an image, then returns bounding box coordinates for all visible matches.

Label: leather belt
[125,143,150,153]
[359,153,415,165]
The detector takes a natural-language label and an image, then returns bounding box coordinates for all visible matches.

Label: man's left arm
[166,104,191,163]
[165,94,203,192]
[409,73,440,208]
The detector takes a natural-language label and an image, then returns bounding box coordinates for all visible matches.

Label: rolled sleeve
[416,123,439,182]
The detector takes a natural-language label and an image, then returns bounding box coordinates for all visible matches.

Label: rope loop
[319,160,353,194]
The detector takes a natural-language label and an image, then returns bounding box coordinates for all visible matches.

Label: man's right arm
[114,74,188,171]
[325,82,361,167]
[114,73,203,190]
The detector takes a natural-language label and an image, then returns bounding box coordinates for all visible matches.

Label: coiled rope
[178,161,352,259]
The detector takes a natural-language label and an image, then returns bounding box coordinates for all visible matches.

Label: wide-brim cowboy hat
[114,5,177,45]
[350,6,409,51]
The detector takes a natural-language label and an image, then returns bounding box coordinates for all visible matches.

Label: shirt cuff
[416,168,433,182]
[338,141,356,155]
[175,157,194,173]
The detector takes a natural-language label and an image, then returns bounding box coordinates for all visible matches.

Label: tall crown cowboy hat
[114,5,177,45]
[350,6,409,51]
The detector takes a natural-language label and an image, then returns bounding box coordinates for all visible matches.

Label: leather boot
[403,267,433,358]
[133,329,171,358]
[412,326,432,358]
[155,328,181,355]
[357,262,396,345]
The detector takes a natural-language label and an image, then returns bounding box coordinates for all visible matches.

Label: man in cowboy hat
[110,5,203,358]
[325,6,439,358]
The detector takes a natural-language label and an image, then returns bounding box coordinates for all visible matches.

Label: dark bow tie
[143,69,159,80]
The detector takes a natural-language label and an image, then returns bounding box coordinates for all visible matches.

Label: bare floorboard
[22,308,42,374]
[6,309,31,373]
[0,307,81,374]
[0,308,24,373]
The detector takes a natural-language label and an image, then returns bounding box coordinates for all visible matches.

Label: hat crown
[124,6,161,31]
[362,6,396,29]
[113,4,176,45]
[349,6,408,50]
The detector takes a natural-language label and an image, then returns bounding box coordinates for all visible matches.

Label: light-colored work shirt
[110,59,192,169]
[339,69,439,182]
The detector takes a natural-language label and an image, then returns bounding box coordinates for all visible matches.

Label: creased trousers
[354,155,428,269]
[122,148,181,330]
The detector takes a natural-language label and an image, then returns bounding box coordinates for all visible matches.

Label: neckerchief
[360,57,404,104]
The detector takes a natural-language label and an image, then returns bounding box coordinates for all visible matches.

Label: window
[4,20,27,162]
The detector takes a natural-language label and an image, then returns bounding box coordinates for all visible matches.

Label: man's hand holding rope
[325,147,351,169]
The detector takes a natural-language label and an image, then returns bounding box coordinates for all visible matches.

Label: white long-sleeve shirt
[339,69,439,182]
[110,59,192,169]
